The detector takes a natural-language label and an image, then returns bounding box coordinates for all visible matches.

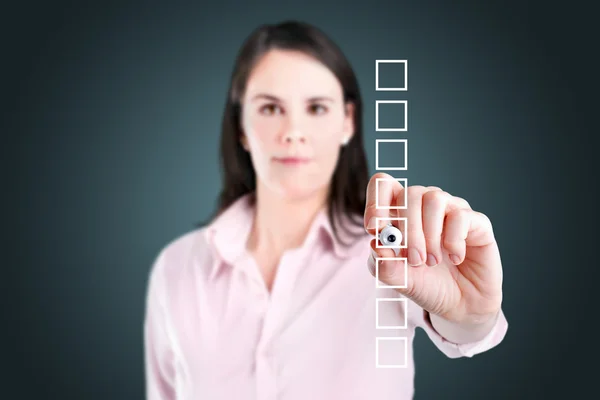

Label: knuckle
[423,190,449,207]
[408,185,426,196]
[407,186,426,204]
[443,236,463,249]
[449,208,468,220]
[456,197,471,209]
[477,211,492,228]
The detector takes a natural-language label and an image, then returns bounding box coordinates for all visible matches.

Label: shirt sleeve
[144,251,177,399]
[409,299,509,358]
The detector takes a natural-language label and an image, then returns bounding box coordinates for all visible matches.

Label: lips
[274,156,311,164]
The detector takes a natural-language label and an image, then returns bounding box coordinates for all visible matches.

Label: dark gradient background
[4,0,596,399]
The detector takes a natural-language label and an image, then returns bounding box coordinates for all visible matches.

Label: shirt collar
[204,192,365,279]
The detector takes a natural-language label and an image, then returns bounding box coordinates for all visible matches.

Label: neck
[247,182,329,257]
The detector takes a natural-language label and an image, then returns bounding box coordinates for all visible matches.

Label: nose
[283,131,306,144]
[281,115,307,144]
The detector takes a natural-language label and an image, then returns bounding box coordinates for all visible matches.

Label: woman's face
[240,49,354,201]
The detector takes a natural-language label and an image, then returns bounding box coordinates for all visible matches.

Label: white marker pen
[378,222,402,256]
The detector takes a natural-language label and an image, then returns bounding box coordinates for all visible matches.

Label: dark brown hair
[200,20,369,247]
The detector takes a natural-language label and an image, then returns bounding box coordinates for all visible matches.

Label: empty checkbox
[375,177,407,209]
[376,100,407,132]
[376,298,408,329]
[375,257,408,289]
[375,139,407,171]
[376,337,408,368]
[376,60,407,91]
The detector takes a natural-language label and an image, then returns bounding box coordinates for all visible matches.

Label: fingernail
[426,253,438,267]
[408,248,422,265]
[449,254,460,264]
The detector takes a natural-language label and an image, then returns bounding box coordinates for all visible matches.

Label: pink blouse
[144,193,508,399]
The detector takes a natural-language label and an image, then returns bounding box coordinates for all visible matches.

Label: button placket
[255,332,277,400]
[253,251,302,400]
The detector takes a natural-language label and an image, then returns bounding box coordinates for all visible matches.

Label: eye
[308,103,328,115]
[379,224,403,247]
[259,103,283,116]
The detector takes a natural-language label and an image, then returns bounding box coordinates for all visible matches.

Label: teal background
[5,0,595,399]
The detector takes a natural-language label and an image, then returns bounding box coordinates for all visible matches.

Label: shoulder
[148,227,211,283]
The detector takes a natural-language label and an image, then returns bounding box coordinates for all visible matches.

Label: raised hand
[364,173,503,326]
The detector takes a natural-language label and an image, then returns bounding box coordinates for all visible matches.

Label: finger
[444,209,495,258]
[442,208,471,264]
[404,186,428,266]
[369,238,408,283]
[364,172,404,235]
[370,237,403,260]
[422,190,452,266]
[449,194,471,211]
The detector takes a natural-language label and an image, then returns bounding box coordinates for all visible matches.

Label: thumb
[370,238,417,296]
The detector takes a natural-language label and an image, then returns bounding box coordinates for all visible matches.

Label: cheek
[311,116,345,155]
[250,116,281,136]
[244,117,282,153]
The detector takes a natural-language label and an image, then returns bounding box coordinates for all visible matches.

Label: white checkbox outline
[375,139,408,171]
[375,177,408,209]
[375,217,407,249]
[375,59,408,91]
[375,257,408,289]
[376,298,408,329]
[376,337,408,368]
[376,100,408,132]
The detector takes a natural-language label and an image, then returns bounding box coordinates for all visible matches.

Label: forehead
[244,49,343,100]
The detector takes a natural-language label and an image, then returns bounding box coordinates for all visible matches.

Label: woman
[144,20,508,400]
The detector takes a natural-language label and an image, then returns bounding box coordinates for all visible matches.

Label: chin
[276,182,325,201]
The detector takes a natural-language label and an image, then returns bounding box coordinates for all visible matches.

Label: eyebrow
[249,94,335,103]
